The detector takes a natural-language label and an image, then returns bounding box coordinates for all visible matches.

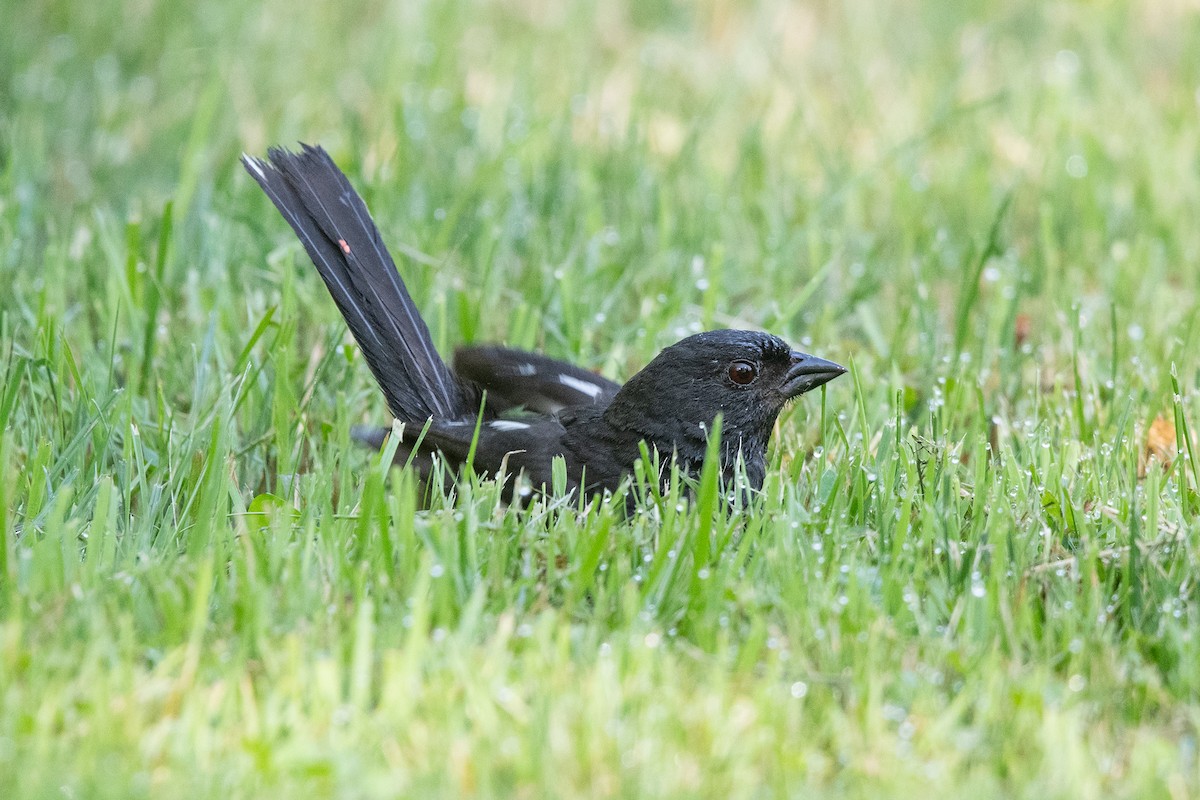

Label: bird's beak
[781,351,847,398]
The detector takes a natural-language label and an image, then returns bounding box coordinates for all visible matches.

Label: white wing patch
[515,363,537,376]
[558,374,603,399]
[489,420,531,431]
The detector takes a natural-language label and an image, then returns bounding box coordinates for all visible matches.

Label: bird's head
[604,329,845,466]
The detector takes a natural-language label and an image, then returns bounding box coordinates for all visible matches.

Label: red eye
[728,360,757,385]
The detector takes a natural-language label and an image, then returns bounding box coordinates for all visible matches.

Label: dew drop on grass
[970,582,986,598]
[790,681,808,699]
[430,564,445,578]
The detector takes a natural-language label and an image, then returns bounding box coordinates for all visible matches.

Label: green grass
[3,0,1200,796]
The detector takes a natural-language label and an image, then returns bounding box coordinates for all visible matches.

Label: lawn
[2,0,1200,797]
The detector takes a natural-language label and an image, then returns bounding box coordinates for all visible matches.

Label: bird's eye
[728,359,757,385]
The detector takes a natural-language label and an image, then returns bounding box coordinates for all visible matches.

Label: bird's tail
[242,144,478,423]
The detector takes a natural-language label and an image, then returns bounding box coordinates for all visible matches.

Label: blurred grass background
[2,0,1200,797]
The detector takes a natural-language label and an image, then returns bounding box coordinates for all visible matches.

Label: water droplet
[1054,49,1080,78]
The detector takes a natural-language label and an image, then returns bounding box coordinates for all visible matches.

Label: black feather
[242,144,479,423]
[453,345,621,414]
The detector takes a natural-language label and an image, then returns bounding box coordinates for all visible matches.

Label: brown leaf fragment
[1139,415,1177,478]
[1014,313,1032,349]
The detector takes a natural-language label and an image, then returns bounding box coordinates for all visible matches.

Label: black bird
[242,144,845,502]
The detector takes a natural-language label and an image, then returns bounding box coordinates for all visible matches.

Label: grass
[2,0,1200,796]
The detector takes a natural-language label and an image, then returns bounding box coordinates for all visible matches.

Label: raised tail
[242,144,479,423]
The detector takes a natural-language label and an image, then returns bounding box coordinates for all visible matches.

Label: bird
[242,144,846,503]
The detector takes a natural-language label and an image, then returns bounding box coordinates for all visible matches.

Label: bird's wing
[453,345,621,414]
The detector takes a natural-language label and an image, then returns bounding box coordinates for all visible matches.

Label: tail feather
[242,144,477,422]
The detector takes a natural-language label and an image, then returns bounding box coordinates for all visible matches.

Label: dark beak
[782,351,847,398]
